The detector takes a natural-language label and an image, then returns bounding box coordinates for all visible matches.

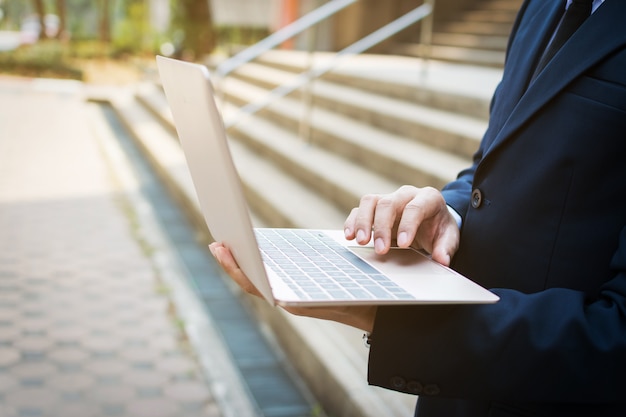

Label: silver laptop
[156,55,499,307]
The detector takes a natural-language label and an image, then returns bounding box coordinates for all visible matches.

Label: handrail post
[420,0,435,67]
[215,0,358,78]
[298,6,319,143]
[213,0,357,124]
[224,3,434,130]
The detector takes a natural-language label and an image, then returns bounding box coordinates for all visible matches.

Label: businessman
[210,0,626,415]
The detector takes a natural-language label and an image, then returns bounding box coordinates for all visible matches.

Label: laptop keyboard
[255,229,414,301]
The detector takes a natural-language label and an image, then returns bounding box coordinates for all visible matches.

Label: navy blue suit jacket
[368,0,626,416]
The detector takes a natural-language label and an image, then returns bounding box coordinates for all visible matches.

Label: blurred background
[0,0,516,83]
[0,0,318,83]
[0,1,517,416]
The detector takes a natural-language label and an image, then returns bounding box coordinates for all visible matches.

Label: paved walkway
[0,76,223,417]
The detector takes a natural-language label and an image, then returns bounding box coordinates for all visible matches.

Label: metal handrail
[223,1,434,130]
[215,0,358,78]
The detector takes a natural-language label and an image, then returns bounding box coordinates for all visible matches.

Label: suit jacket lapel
[483,0,626,159]
[501,0,563,108]
[481,0,562,153]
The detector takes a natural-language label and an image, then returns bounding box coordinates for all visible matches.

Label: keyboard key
[256,229,413,302]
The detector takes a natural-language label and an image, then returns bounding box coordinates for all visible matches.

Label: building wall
[330,0,476,52]
[209,0,478,53]
[210,0,279,27]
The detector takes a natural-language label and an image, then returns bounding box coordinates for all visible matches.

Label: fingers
[345,188,415,253]
[344,186,427,254]
[345,186,460,260]
[285,305,378,333]
[208,242,263,298]
[429,219,460,267]
[345,194,379,245]
[395,187,444,247]
[370,193,400,253]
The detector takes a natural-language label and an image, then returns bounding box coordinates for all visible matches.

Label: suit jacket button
[390,376,406,390]
[406,381,423,394]
[423,384,441,396]
[471,189,483,209]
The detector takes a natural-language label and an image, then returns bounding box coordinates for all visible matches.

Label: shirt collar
[566,0,605,13]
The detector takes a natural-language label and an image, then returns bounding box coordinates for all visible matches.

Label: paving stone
[155,354,197,376]
[81,335,124,354]
[48,373,95,392]
[0,404,18,417]
[54,403,101,417]
[0,348,21,367]
[19,319,51,333]
[0,79,225,417]
[0,373,18,391]
[163,380,212,403]
[10,362,58,380]
[119,346,161,363]
[89,384,137,405]
[13,337,55,354]
[0,308,21,322]
[47,326,89,343]
[122,369,170,387]
[85,359,129,377]
[127,398,181,417]
[4,387,60,409]
[0,326,21,342]
[48,348,89,365]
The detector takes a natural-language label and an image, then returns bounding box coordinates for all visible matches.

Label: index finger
[370,186,423,254]
[344,193,381,245]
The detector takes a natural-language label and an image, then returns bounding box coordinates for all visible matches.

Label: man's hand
[344,186,460,267]
[209,242,377,332]
[208,185,458,333]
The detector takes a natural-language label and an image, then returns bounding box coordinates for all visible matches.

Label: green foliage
[112,1,150,56]
[0,40,83,80]
[169,0,216,60]
[67,40,112,59]
[215,25,269,54]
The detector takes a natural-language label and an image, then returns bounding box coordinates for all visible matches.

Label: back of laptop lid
[156,55,275,304]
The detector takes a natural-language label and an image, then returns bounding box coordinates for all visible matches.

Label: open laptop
[156,55,499,307]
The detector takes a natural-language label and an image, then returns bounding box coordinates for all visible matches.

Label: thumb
[430,226,459,267]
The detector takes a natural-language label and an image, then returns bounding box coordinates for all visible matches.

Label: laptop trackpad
[347,246,488,302]
[348,246,448,276]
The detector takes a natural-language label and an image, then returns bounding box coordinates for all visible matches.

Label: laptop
[155,55,499,307]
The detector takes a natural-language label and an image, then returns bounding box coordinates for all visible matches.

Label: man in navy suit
[211,0,626,415]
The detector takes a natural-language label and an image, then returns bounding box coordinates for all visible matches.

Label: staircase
[394,0,524,67]
[91,49,503,417]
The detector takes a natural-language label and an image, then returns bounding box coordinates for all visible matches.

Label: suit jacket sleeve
[368,233,626,402]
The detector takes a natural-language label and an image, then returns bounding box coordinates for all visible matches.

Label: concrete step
[432,32,509,51]
[415,0,522,67]
[129,84,347,230]
[94,87,417,417]
[134,82,175,135]
[221,77,469,190]
[135,82,401,216]
[252,50,496,121]
[392,42,506,68]
[136,79,463,210]
[228,62,485,160]
[439,20,515,37]
[226,135,348,229]
[222,103,402,214]
[480,0,524,12]
[462,9,519,23]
